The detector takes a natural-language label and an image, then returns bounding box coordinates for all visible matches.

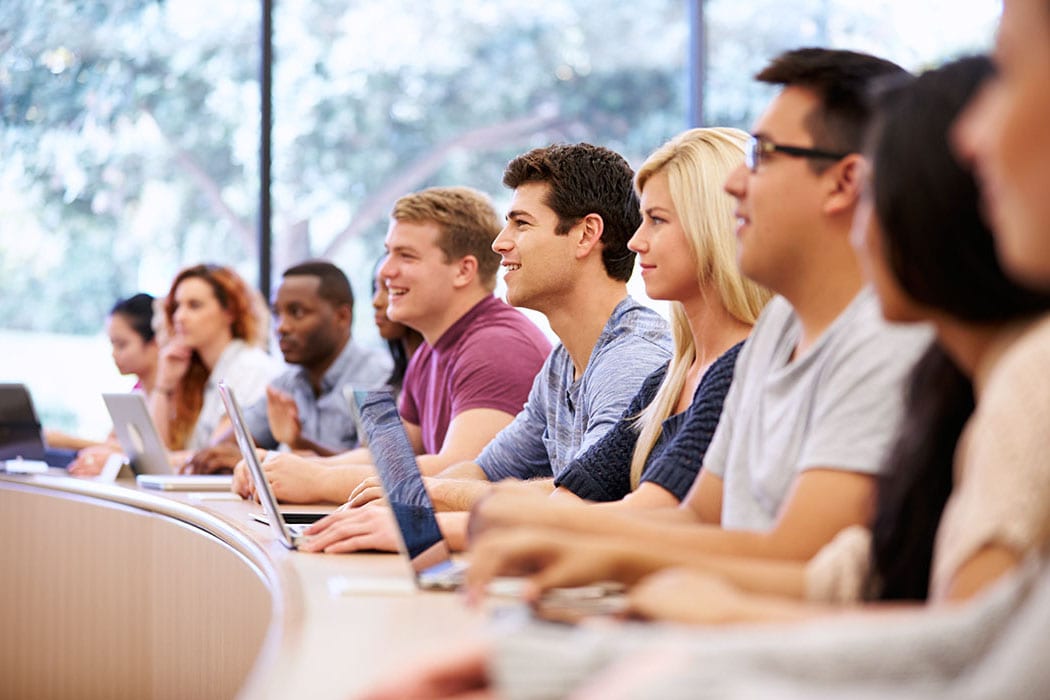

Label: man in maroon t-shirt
[233,186,551,504]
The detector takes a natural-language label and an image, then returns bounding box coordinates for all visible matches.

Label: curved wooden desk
[0,474,485,699]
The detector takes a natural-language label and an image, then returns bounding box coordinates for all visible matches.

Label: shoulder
[603,298,672,349]
[981,315,1050,417]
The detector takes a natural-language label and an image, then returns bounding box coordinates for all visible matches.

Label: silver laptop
[218,382,315,549]
[0,383,48,465]
[103,392,233,491]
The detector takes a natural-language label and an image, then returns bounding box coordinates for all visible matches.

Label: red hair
[161,264,266,448]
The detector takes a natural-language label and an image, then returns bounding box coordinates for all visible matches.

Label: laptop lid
[217,382,301,549]
[0,383,47,461]
[102,392,174,475]
[347,388,457,583]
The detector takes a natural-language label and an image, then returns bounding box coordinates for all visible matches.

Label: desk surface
[0,471,493,699]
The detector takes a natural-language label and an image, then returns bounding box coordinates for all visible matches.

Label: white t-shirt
[704,288,933,531]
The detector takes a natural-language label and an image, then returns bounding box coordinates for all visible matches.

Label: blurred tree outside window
[0,0,997,437]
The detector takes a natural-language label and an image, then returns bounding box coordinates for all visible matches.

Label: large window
[1,0,998,438]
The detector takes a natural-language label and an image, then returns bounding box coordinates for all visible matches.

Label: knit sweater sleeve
[553,363,668,501]
[638,342,742,501]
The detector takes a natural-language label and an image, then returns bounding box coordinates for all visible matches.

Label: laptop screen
[0,383,47,461]
[349,389,448,571]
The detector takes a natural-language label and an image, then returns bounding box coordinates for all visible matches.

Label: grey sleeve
[241,394,277,449]
[476,373,553,481]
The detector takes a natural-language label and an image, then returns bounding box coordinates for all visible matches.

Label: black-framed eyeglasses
[745,134,850,173]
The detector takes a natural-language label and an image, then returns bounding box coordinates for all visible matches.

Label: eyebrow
[505,209,536,222]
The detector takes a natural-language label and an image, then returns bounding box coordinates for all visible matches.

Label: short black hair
[503,143,640,282]
[757,48,909,170]
[282,259,354,308]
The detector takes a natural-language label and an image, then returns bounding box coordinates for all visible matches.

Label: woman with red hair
[149,263,279,452]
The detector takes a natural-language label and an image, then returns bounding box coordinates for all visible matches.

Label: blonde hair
[628,128,772,488]
[391,186,503,291]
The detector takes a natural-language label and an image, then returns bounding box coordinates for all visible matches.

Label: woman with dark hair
[371,257,422,394]
[56,293,161,473]
[150,263,279,451]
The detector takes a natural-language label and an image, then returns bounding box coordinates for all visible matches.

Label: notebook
[0,383,48,466]
[217,382,317,549]
[103,392,233,491]
[346,387,467,589]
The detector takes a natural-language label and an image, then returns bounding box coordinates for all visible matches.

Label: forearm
[318,463,377,503]
[436,512,471,552]
[316,446,372,465]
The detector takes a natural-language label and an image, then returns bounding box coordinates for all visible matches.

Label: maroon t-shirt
[400,295,551,454]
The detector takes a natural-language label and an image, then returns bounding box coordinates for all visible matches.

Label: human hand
[230,448,271,499]
[68,444,121,476]
[155,340,193,391]
[464,528,630,605]
[252,452,331,504]
[180,443,241,474]
[357,642,493,700]
[346,475,387,509]
[298,504,400,553]
[265,386,302,448]
[626,567,749,625]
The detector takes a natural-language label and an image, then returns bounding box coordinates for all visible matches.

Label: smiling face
[170,277,233,350]
[377,219,463,340]
[628,170,701,303]
[723,87,829,295]
[272,274,347,369]
[492,181,579,313]
[107,312,157,377]
[954,0,1050,287]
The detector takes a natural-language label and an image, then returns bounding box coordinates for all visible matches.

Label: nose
[492,225,512,254]
[627,224,647,254]
[377,256,395,283]
[724,163,748,199]
[276,312,291,335]
[951,81,995,168]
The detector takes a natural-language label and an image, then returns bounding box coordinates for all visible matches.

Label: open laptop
[347,387,468,589]
[218,382,322,549]
[0,383,48,467]
[103,392,232,491]
[346,388,629,613]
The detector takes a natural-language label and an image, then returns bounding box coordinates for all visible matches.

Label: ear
[334,303,352,330]
[822,154,866,218]
[575,213,605,261]
[451,255,479,289]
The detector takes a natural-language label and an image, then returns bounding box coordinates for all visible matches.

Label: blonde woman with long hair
[535,127,770,507]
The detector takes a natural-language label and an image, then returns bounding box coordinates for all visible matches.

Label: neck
[304,335,350,395]
[544,277,628,379]
[418,288,490,347]
[780,247,864,358]
[681,286,753,368]
[138,365,157,395]
[933,316,1029,393]
[197,331,234,371]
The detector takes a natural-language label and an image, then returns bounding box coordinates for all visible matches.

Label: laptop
[103,392,233,491]
[346,387,467,589]
[0,383,48,466]
[346,388,629,613]
[218,382,319,549]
